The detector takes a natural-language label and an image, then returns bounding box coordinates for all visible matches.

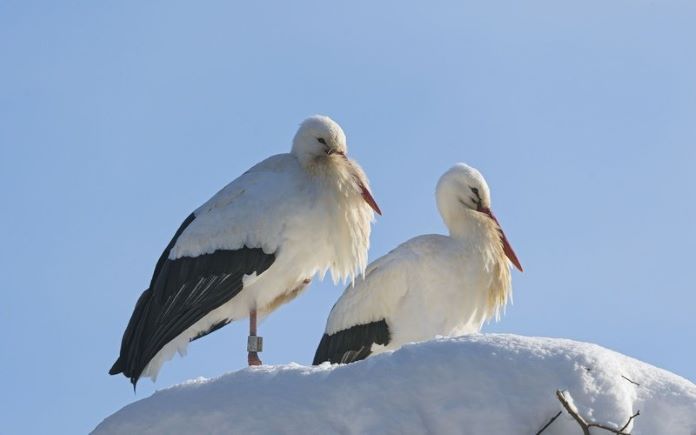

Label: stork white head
[291,115,381,215]
[436,163,522,271]
[292,115,348,161]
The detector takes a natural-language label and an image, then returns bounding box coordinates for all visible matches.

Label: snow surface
[93,334,696,435]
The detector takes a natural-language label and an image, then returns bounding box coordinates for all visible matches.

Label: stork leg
[247,309,263,366]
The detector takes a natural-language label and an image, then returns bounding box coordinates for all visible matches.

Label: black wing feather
[110,213,276,386]
[312,320,391,365]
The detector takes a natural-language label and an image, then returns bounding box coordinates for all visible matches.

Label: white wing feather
[170,154,311,260]
[325,235,504,348]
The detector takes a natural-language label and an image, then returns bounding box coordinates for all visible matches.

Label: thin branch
[555,390,639,435]
[618,411,640,432]
[621,375,640,386]
[535,411,562,435]
[556,390,590,435]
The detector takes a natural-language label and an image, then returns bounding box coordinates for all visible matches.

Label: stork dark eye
[469,187,482,208]
[317,138,327,145]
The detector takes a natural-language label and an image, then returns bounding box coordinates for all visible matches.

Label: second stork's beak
[478,207,522,272]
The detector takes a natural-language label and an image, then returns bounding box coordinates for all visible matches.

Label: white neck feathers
[308,156,374,284]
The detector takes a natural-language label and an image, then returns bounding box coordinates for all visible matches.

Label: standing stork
[313,163,521,365]
[110,115,381,387]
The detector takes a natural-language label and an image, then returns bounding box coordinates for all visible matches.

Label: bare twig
[618,411,640,432]
[621,375,640,386]
[556,390,590,435]
[535,411,562,435]
[555,390,639,435]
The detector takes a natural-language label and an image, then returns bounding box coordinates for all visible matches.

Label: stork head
[436,163,522,272]
[292,115,348,162]
[291,115,381,215]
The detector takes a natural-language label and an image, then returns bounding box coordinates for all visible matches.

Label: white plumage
[313,163,522,365]
[111,115,380,385]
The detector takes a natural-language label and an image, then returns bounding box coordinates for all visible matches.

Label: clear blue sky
[1,1,695,434]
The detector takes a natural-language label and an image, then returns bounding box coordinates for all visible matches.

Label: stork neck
[306,157,371,284]
[447,210,513,321]
[446,212,497,246]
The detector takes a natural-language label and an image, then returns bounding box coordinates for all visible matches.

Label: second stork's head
[436,163,522,272]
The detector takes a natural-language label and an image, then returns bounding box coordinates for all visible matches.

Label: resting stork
[313,163,521,365]
[110,115,381,387]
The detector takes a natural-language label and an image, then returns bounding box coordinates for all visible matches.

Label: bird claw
[248,352,262,366]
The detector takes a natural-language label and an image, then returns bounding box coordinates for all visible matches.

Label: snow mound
[93,334,696,435]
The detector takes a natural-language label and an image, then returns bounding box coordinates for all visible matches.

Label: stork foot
[247,312,263,366]
[248,352,262,366]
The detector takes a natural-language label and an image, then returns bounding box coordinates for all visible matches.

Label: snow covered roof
[93,334,696,435]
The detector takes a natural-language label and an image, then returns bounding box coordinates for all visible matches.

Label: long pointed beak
[359,182,382,215]
[479,207,522,272]
[340,153,382,216]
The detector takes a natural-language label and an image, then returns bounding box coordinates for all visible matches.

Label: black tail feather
[313,319,390,365]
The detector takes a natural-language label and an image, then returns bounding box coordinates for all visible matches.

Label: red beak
[359,182,382,215]
[341,153,382,216]
[479,207,522,272]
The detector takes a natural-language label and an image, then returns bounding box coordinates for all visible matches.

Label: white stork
[313,163,521,365]
[110,115,381,387]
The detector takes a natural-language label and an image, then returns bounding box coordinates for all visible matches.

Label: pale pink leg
[247,309,262,366]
